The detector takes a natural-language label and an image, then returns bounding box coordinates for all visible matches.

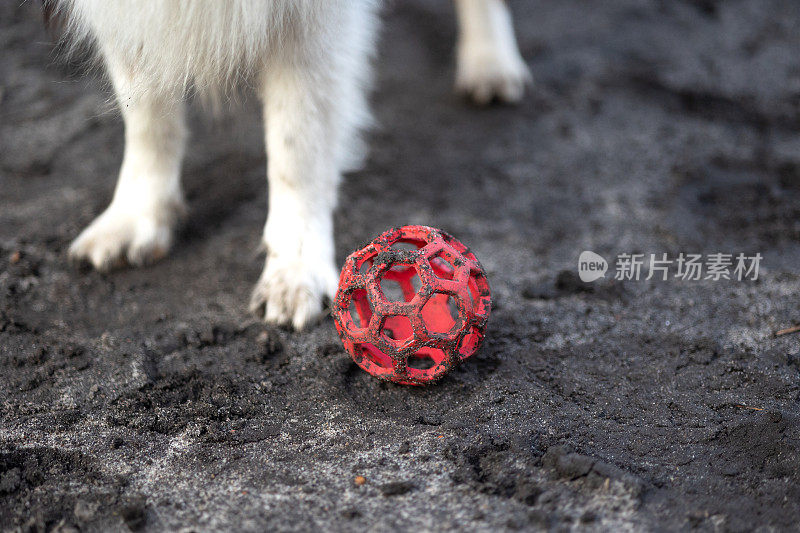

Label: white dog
[51,0,530,329]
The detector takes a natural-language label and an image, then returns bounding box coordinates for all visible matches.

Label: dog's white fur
[57,0,530,329]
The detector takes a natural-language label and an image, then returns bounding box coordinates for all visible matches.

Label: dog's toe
[456,45,531,105]
[69,205,176,271]
[250,256,337,331]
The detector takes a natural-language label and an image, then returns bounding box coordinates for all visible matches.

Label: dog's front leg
[69,53,186,269]
[249,54,346,330]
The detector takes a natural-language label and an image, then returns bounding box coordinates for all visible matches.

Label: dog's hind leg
[69,52,186,270]
[454,0,531,104]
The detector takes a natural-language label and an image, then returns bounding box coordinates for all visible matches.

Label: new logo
[578,251,608,282]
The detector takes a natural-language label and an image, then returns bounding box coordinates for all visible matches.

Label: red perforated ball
[332,225,491,385]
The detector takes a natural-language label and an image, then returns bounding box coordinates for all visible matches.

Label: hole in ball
[421,293,459,334]
[347,289,372,329]
[355,342,393,370]
[407,354,436,370]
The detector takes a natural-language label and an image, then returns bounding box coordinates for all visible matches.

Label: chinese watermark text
[578,251,762,282]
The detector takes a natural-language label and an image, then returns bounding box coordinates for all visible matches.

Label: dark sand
[2,1,799,530]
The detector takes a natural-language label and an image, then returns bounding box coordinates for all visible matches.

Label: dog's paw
[249,256,338,330]
[69,202,181,270]
[455,44,532,105]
